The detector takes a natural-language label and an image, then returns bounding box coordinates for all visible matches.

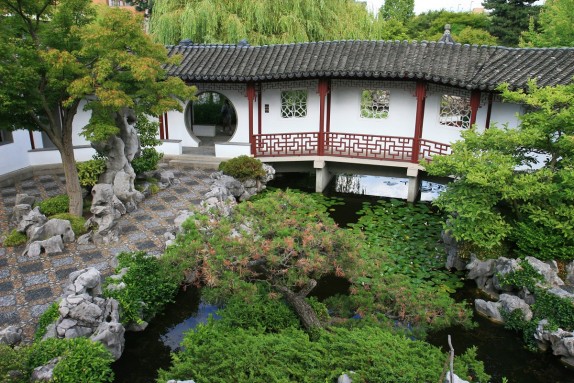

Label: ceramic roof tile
[165,41,574,90]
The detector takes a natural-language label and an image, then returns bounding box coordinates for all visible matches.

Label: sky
[365,0,544,14]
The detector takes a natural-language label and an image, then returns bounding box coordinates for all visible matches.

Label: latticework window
[439,94,471,129]
[360,89,390,119]
[281,90,307,118]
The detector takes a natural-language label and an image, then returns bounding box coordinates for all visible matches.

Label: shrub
[218,155,266,181]
[131,147,163,175]
[0,343,28,383]
[159,322,489,383]
[104,251,181,325]
[34,302,61,342]
[37,195,69,216]
[77,159,106,188]
[3,229,27,247]
[49,214,87,237]
[27,338,114,383]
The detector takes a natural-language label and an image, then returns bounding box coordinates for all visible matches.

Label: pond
[112,173,574,383]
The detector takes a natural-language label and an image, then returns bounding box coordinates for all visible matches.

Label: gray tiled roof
[165,40,574,91]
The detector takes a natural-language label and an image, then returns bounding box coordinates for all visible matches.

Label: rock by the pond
[84,184,125,244]
[525,256,564,287]
[30,357,60,382]
[566,261,574,285]
[24,235,64,257]
[443,230,466,271]
[90,321,125,360]
[28,219,75,243]
[475,294,532,324]
[0,325,22,346]
[491,257,520,292]
[535,321,574,367]
[65,268,102,296]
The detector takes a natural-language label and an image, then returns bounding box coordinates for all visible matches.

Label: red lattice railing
[254,133,450,162]
[255,132,319,157]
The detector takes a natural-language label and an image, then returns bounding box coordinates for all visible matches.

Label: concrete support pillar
[407,166,421,203]
[314,160,333,192]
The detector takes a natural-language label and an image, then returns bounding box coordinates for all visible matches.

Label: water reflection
[334,174,445,201]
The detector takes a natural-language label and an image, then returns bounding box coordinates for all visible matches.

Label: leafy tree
[482,0,541,46]
[378,0,414,24]
[407,10,497,45]
[521,0,574,47]
[164,190,362,331]
[425,80,574,259]
[149,0,408,45]
[0,0,195,215]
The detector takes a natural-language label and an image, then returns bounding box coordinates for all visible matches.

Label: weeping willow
[149,0,394,45]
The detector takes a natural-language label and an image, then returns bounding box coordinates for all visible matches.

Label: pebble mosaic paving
[0,167,213,341]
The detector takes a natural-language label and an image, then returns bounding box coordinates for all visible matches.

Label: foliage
[49,213,87,237]
[159,320,488,383]
[104,251,180,325]
[482,0,541,46]
[497,259,544,291]
[2,229,27,247]
[38,195,70,216]
[149,0,408,45]
[455,346,491,383]
[378,0,414,24]
[218,155,266,181]
[131,147,164,175]
[27,338,114,383]
[531,289,574,331]
[521,0,574,48]
[76,158,106,188]
[343,199,472,334]
[131,114,163,174]
[0,0,195,215]
[425,81,574,258]
[34,302,61,342]
[217,286,300,332]
[0,344,28,383]
[407,10,497,45]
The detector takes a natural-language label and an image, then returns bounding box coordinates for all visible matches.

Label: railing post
[318,79,328,156]
[247,82,256,156]
[412,81,426,163]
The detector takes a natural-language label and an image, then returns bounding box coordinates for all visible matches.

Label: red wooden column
[158,115,165,140]
[164,113,169,139]
[326,80,332,148]
[318,79,329,156]
[411,81,427,163]
[28,130,35,150]
[257,87,262,135]
[469,90,481,128]
[485,93,493,130]
[247,82,256,155]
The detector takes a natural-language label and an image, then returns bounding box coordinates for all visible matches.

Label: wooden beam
[411,81,426,163]
[247,82,256,155]
[469,90,481,127]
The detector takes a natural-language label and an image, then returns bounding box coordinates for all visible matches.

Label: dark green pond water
[112,173,574,383]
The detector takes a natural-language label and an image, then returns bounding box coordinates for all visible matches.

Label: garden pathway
[0,166,213,341]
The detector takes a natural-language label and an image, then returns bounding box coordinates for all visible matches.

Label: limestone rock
[546,287,574,301]
[30,358,60,382]
[525,256,564,287]
[444,372,470,383]
[90,322,125,360]
[0,325,22,346]
[17,207,47,236]
[15,193,36,206]
[566,261,574,285]
[174,210,194,233]
[475,294,532,324]
[475,299,504,323]
[11,204,31,226]
[338,374,353,383]
[499,294,532,321]
[85,184,123,244]
[113,170,144,213]
[28,219,75,243]
[492,257,520,291]
[66,268,102,296]
[24,235,65,257]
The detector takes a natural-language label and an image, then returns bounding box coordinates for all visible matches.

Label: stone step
[164,154,228,170]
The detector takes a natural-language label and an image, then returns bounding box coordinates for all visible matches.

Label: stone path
[0,167,213,341]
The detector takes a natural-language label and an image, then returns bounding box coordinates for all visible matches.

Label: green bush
[37,195,69,216]
[49,214,87,237]
[131,147,163,174]
[104,251,181,325]
[34,302,61,342]
[27,338,114,383]
[3,229,27,247]
[218,155,266,181]
[512,218,574,261]
[77,159,106,188]
[0,344,28,383]
[159,322,489,383]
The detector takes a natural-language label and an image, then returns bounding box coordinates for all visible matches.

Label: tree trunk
[60,132,83,216]
[275,280,323,331]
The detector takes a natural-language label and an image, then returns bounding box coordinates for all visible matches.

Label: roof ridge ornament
[439,24,456,44]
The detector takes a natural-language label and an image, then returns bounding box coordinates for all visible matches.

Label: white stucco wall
[0,130,33,174]
[489,100,522,129]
